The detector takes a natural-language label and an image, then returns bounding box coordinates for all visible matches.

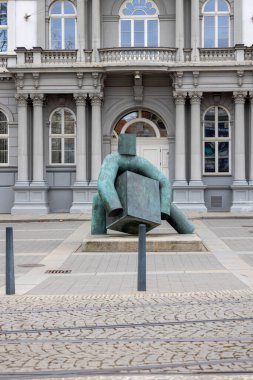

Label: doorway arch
[111,109,169,177]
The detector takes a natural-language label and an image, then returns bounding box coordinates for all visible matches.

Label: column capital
[31,94,44,106]
[249,92,253,103]
[15,94,28,107]
[173,91,187,105]
[74,93,87,106]
[233,91,247,104]
[90,93,103,106]
[189,91,202,104]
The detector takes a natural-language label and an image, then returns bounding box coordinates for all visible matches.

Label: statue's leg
[91,193,107,235]
[165,203,195,234]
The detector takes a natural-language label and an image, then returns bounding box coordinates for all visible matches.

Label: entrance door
[111,137,169,178]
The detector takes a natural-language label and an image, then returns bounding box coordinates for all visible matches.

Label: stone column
[31,94,45,184]
[233,91,247,184]
[90,94,103,185]
[176,0,184,62]
[15,94,29,185]
[249,93,253,185]
[191,0,200,61]
[92,0,101,62]
[189,92,203,184]
[71,94,89,213]
[173,91,187,185]
[74,94,87,184]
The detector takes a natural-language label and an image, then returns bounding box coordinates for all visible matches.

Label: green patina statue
[91,134,195,235]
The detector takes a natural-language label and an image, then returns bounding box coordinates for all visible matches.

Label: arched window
[49,0,76,49]
[119,0,159,47]
[0,110,8,164]
[114,110,167,137]
[202,0,230,48]
[203,106,231,174]
[49,108,76,165]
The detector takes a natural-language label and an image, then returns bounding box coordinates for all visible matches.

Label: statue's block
[106,171,161,234]
[118,134,136,156]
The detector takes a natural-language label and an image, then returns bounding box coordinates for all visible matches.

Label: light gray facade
[0,0,253,214]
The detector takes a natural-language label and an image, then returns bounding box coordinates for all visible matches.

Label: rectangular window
[134,20,144,47]
[121,20,131,47]
[0,2,7,52]
[218,16,229,47]
[51,18,62,49]
[147,20,158,47]
[0,138,7,164]
[204,16,215,48]
[64,18,75,49]
[51,138,62,164]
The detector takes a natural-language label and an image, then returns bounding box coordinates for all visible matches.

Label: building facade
[0,0,252,214]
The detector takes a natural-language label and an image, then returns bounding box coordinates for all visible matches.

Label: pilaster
[92,0,101,62]
[173,91,187,186]
[191,0,200,61]
[176,0,184,62]
[90,93,103,186]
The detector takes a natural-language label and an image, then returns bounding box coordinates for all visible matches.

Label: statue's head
[118,134,136,156]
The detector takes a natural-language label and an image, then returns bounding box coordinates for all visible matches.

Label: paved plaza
[0,215,253,378]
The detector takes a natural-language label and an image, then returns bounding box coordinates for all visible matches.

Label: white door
[111,137,169,178]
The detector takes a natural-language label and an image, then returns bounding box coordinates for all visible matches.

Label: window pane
[218,158,229,172]
[64,1,75,14]
[204,0,215,12]
[64,18,75,49]
[64,110,75,134]
[121,20,131,47]
[0,30,7,52]
[0,111,7,122]
[0,138,7,150]
[218,16,229,47]
[218,142,229,172]
[0,138,7,163]
[51,138,62,163]
[205,122,215,137]
[147,20,158,47]
[126,122,156,137]
[134,20,144,47]
[0,121,7,134]
[218,0,229,12]
[204,17,215,48]
[0,3,7,25]
[51,1,61,14]
[205,142,215,172]
[64,138,75,163]
[51,110,62,134]
[51,19,62,49]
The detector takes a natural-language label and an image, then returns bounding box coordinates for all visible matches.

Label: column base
[173,183,207,212]
[231,183,253,211]
[70,182,97,213]
[11,183,49,215]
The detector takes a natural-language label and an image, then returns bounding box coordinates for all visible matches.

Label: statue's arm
[97,154,123,217]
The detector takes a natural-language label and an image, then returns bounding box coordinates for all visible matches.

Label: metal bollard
[137,224,146,291]
[6,227,15,295]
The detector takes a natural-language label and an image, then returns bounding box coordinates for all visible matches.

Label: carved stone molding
[92,72,99,89]
[90,94,103,106]
[173,91,187,105]
[15,73,24,89]
[15,94,28,107]
[76,72,83,89]
[189,91,203,104]
[237,70,244,87]
[192,71,199,87]
[176,71,184,88]
[31,94,44,107]
[32,72,40,89]
[73,93,87,106]
[249,92,253,104]
[233,91,247,104]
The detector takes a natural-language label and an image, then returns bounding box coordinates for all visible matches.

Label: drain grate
[18,264,45,268]
[45,270,72,274]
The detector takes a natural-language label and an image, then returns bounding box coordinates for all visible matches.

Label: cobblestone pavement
[0,290,253,378]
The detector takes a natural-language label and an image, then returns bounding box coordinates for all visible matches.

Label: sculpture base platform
[82,232,206,252]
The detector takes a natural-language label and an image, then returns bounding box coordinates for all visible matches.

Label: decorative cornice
[15,94,28,107]
[189,91,203,104]
[233,91,247,104]
[73,93,87,106]
[173,91,187,105]
[31,94,44,107]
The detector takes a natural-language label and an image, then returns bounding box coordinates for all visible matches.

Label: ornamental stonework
[189,92,202,104]
[173,92,187,105]
[233,91,247,104]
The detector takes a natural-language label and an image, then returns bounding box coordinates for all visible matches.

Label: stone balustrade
[98,48,177,64]
[199,48,236,61]
[41,50,78,64]
[245,47,253,61]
